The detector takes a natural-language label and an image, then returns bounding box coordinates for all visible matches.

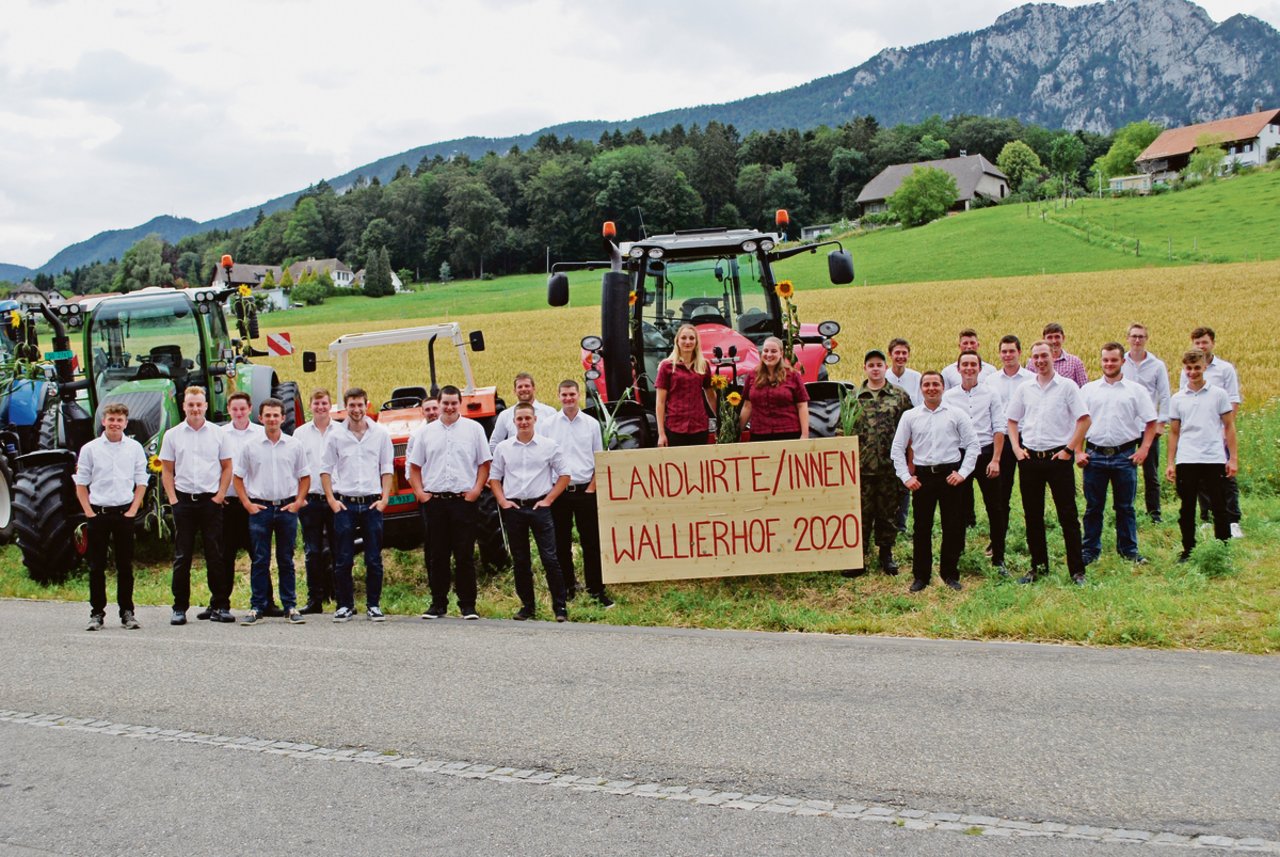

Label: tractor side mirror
[548,272,570,307]
[469,330,486,352]
[828,249,854,285]
[302,351,317,373]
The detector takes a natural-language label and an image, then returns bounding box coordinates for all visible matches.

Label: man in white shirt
[74,403,149,631]
[891,371,979,592]
[292,388,336,614]
[491,402,572,621]
[235,397,311,625]
[1167,349,1238,561]
[940,328,998,389]
[984,334,1035,561]
[402,394,441,578]
[1121,323,1171,523]
[544,379,611,608]
[1007,340,1091,585]
[885,338,923,407]
[160,386,233,625]
[321,387,395,622]
[205,391,269,620]
[408,384,492,620]
[942,350,1007,573]
[1178,326,1243,537]
[488,373,557,453]
[1079,342,1157,566]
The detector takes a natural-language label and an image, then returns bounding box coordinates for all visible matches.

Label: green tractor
[12,259,303,584]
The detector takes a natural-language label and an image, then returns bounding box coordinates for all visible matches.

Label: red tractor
[547,211,854,446]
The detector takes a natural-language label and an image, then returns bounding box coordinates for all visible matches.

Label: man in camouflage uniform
[847,349,913,577]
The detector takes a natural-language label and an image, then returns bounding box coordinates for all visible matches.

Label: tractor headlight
[629,246,645,259]
[581,335,603,352]
[740,240,757,253]
[759,239,775,252]
[818,320,841,337]
[647,247,664,260]
[824,352,841,365]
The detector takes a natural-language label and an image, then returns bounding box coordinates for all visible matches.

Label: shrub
[291,280,325,306]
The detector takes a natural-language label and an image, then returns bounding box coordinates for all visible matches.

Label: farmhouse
[288,257,355,288]
[211,262,284,289]
[856,154,1009,215]
[1136,108,1280,180]
[354,267,406,292]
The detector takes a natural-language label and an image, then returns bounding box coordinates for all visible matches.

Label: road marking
[2,709,1275,853]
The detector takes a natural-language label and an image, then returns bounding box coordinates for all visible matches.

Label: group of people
[75,320,1242,628]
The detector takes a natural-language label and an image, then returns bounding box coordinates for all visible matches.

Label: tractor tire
[475,487,509,575]
[805,381,851,439]
[12,461,87,585]
[0,456,15,544]
[272,381,302,435]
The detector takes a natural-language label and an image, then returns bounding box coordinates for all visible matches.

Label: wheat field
[257,260,1280,410]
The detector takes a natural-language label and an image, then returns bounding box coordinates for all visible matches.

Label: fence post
[1136,238,1141,257]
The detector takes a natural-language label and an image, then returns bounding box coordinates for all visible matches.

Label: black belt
[916,462,960,475]
[307,492,327,501]
[428,491,464,500]
[336,493,381,505]
[175,491,215,503]
[250,497,296,507]
[1027,446,1067,460]
[1086,439,1140,456]
[91,503,132,515]
[508,495,546,508]
[563,483,592,493]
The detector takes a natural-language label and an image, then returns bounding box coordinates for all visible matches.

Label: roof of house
[287,258,352,279]
[856,154,1008,204]
[212,263,283,287]
[1137,108,1280,162]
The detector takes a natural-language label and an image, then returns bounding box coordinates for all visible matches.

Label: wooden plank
[595,437,862,583]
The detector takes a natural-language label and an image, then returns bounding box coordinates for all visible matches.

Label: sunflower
[147,454,163,473]
[726,391,742,407]
[237,284,252,298]
[8,312,19,329]
[710,374,729,390]
[628,290,637,306]
[774,280,795,300]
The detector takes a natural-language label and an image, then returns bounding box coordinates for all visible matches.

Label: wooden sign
[595,437,862,583]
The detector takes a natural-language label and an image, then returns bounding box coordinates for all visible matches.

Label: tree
[363,246,394,297]
[279,266,294,289]
[1094,121,1163,180]
[916,134,949,161]
[888,167,958,227]
[261,268,276,289]
[438,261,453,284]
[282,197,326,260]
[1184,134,1226,181]
[1049,133,1086,191]
[291,280,325,305]
[996,140,1044,191]
[111,234,171,293]
[445,178,508,278]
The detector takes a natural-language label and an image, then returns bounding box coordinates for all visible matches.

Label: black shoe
[170,610,187,626]
[210,608,237,623]
[593,592,615,609]
[1017,574,1038,585]
[1150,511,1163,523]
[121,611,141,630]
[944,580,962,591]
[909,579,929,592]
[841,567,867,579]
[240,610,263,626]
[564,585,578,602]
[420,606,446,619]
[1071,574,1087,586]
[513,607,535,621]
[1177,550,1192,564]
[878,546,899,576]
[298,601,325,615]
[994,564,1009,577]
[263,604,285,618]
[555,610,568,623]
[1082,555,1098,566]
[86,614,104,632]
[196,606,212,621]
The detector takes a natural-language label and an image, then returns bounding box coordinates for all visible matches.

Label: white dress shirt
[1006,374,1089,450]
[488,399,557,453]
[74,434,149,506]
[886,367,923,406]
[491,435,567,500]
[1121,351,1171,422]
[890,402,980,484]
[236,432,310,501]
[984,366,1035,411]
[542,409,603,484]
[941,360,998,390]
[1169,386,1233,464]
[292,420,334,492]
[159,419,230,494]
[408,416,491,493]
[1082,377,1157,447]
[1178,355,1241,405]
[941,383,1005,448]
[321,419,394,496]
[220,420,265,498]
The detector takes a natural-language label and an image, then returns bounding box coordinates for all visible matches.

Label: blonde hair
[665,323,708,375]
[753,336,793,388]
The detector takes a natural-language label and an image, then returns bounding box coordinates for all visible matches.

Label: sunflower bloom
[726,391,742,407]
[237,284,252,298]
[628,290,637,306]
[148,455,163,473]
[774,280,795,299]
[710,374,729,390]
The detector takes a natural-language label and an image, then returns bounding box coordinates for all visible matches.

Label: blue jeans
[247,505,298,611]
[333,502,384,610]
[1082,451,1139,560]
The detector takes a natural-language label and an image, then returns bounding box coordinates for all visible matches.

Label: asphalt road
[2,599,1277,854]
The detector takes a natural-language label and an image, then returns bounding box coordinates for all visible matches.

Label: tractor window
[87,292,204,400]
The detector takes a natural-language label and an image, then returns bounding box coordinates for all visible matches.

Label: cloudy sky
[3,0,1277,269]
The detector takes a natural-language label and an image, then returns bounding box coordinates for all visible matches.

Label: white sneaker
[367,606,386,622]
[333,607,355,623]
[1230,523,1244,539]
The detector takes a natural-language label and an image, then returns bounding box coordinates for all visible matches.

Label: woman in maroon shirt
[741,337,810,442]
[655,324,715,447]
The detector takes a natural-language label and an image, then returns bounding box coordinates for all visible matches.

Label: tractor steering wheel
[381,397,423,411]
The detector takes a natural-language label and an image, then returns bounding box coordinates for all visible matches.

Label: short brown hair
[957,349,981,365]
[558,379,580,392]
[888,338,910,353]
[1182,348,1207,366]
[310,388,332,403]
[1029,339,1051,354]
[182,386,207,403]
[258,397,285,417]
[1127,323,1147,336]
[102,403,130,418]
[1042,322,1064,336]
[1101,342,1124,357]
[513,372,535,386]
[344,387,367,405]
[228,391,251,407]
[920,370,944,384]
[1190,326,1216,342]
[513,401,535,414]
[958,328,978,340]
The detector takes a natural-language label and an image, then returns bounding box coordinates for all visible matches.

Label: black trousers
[1177,463,1230,552]
[1018,456,1084,578]
[960,444,1011,565]
[912,469,965,584]
[666,429,708,447]
[299,494,335,604]
[87,508,135,617]
[551,489,603,596]
[425,496,478,614]
[503,505,567,613]
[171,497,226,612]
[1142,435,1163,515]
[215,500,258,605]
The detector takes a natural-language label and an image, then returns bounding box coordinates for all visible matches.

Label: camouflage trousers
[861,471,906,550]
